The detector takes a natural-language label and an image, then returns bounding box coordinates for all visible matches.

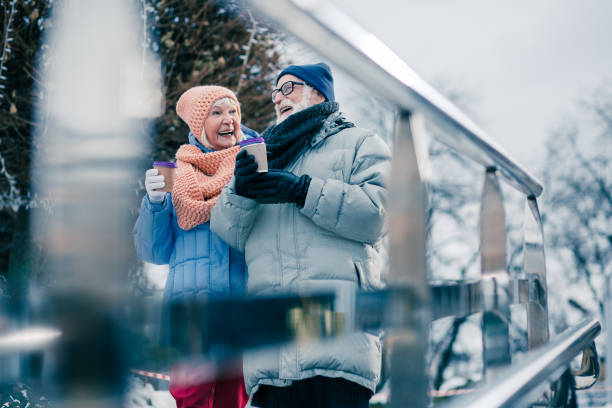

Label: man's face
[273,74,325,123]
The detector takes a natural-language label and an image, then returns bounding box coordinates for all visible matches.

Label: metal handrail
[442,318,601,408]
[249,0,543,197]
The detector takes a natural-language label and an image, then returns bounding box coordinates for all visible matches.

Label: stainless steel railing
[249,0,542,198]
[248,1,599,407]
[439,318,600,408]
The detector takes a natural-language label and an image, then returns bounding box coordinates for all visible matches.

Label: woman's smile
[203,99,240,150]
[217,129,235,138]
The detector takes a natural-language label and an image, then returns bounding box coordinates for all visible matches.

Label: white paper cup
[153,161,177,192]
[240,137,268,172]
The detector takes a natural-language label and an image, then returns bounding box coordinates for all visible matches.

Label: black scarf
[262,102,354,170]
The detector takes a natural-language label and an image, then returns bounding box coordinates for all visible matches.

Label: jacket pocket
[354,260,383,291]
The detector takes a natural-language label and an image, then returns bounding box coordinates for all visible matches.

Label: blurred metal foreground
[26,0,160,405]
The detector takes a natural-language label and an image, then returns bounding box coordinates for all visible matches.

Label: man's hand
[247,169,311,207]
[234,150,260,198]
[145,168,166,203]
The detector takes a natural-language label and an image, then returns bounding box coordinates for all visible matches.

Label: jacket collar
[188,132,214,153]
[310,111,348,147]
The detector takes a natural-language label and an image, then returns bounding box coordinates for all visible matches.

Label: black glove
[234,150,260,198]
[247,169,311,208]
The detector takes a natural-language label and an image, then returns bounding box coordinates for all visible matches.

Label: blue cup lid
[240,137,265,147]
[153,161,177,168]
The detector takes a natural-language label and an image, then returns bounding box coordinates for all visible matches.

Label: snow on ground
[124,374,393,407]
[122,373,612,407]
[125,376,175,408]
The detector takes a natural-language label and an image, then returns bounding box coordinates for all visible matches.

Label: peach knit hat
[176,85,242,143]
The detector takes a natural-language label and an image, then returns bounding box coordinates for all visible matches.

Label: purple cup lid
[240,137,265,147]
[153,161,177,168]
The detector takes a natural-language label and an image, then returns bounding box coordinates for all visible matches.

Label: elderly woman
[133,86,252,408]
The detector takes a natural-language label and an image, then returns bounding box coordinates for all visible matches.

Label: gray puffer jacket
[211,111,391,396]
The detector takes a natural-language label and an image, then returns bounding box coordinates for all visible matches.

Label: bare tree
[541,82,612,330]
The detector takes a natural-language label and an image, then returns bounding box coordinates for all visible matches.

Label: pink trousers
[169,368,248,408]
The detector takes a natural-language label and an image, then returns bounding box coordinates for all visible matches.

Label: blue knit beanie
[276,62,335,102]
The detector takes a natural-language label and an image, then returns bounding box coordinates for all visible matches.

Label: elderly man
[211,63,391,408]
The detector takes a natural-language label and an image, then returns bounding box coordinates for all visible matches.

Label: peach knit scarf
[172,144,240,230]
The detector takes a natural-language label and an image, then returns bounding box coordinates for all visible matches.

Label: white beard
[275,87,313,124]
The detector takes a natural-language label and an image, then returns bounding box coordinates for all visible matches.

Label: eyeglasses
[271,81,305,101]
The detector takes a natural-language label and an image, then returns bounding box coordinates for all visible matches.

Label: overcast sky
[328,0,612,166]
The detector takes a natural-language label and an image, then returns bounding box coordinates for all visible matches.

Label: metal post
[480,168,511,378]
[387,111,430,408]
[523,197,549,349]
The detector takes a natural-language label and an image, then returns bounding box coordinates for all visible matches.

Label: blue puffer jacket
[133,129,255,303]
[133,195,247,301]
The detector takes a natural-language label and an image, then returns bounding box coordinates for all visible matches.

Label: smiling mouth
[218,130,234,137]
[280,106,292,115]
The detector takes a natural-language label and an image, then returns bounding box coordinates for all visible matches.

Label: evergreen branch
[0,0,18,103]
[0,151,21,212]
[236,9,257,94]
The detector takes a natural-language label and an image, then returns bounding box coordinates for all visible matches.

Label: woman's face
[203,100,240,150]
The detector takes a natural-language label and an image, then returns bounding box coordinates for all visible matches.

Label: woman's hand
[145,168,166,203]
